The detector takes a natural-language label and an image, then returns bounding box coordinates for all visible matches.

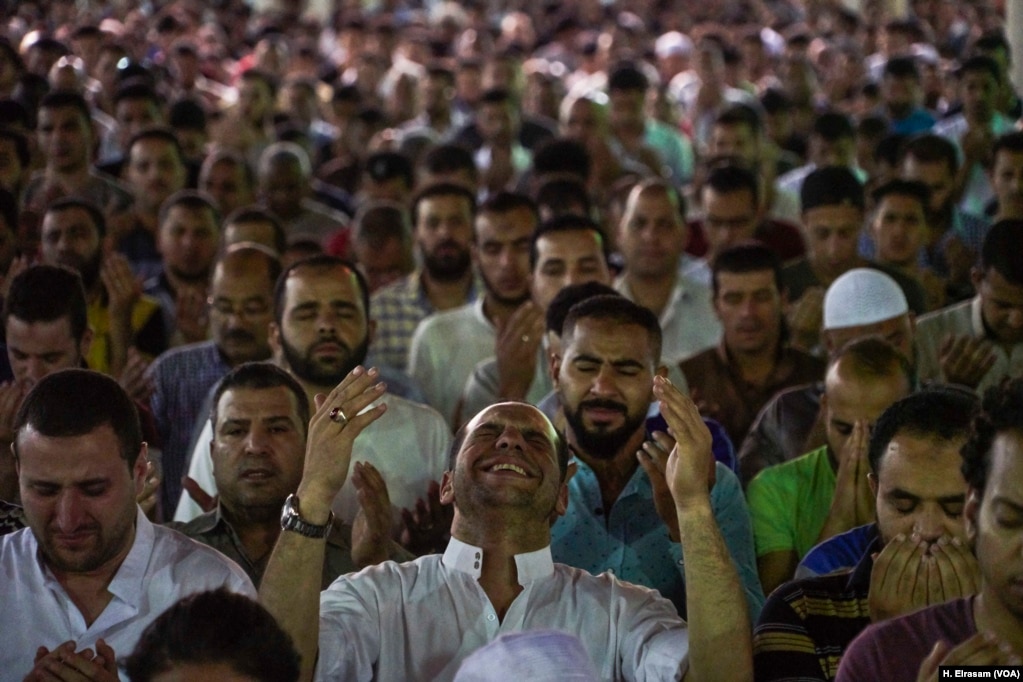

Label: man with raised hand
[171,362,407,587]
[260,370,752,681]
[550,294,763,619]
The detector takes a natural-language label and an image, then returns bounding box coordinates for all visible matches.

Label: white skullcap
[655,31,693,59]
[454,631,598,682]
[823,268,909,330]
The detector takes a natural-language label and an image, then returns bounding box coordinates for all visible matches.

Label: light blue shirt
[551,458,765,621]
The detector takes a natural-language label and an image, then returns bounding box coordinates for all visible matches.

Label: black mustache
[579,399,627,414]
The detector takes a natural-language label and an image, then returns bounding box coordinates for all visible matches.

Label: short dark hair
[126,127,185,165]
[959,54,1002,84]
[353,203,412,249]
[562,294,663,365]
[980,220,1023,286]
[478,87,513,107]
[38,89,92,124]
[223,206,287,256]
[530,214,607,271]
[123,589,300,682]
[711,243,783,297]
[168,97,207,131]
[812,111,855,141]
[201,148,255,191]
[704,164,759,207]
[45,197,106,239]
[715,103,763,136]
[114,80,160,108]
[158,190,220,229]
[962,378,1023,495]
[532,138,591,181]
[4,264,89,342]
[535,178,593,218]
[607,62,648,92]
[14,369,143,467]
[871,179,930,213]
[410,182,476,227]
[883,55,920,81]
[419,144,477,182]
[477,191,538,227]
[992,131,1023,161]
[974,31,1011,59]
[273,255,370,325]
[545,281,620,335]
[210,362,310,436]
[900,133,959,174]
[868,386,980,476]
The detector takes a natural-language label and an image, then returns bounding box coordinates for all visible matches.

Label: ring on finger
[329,406,349,426]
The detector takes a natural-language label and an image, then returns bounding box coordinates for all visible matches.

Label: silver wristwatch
[280,494,333,539]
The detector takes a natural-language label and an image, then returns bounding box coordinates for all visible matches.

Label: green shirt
[747,445,836,558]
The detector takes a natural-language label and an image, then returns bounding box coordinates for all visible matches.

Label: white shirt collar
[443,536,555,586]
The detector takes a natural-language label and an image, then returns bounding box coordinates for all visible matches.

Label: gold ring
[522,335,530,343]
[329,407,348,425]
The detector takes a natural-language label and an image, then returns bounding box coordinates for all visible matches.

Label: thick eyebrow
[23,476,108,488]
[991,497,1023,513]
[885,489,966,506]
[571,353,646,372]
[263,416,298,428]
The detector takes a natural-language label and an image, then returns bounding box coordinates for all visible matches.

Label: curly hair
[961,378,1023,495]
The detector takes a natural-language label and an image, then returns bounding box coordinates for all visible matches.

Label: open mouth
[488,462,528,476]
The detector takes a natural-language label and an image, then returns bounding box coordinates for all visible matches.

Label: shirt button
[607,568,615,575]
[487,613,496,621]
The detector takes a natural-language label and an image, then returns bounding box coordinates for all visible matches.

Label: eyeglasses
[207,297,270,318]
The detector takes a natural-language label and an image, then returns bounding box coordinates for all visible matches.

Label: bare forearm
[259,492,332,682]
[677,499,752,682]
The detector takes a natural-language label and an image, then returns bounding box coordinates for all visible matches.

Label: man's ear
[78,327,94,362]
[970,267,983,292]
[268,321,281,356]
[439,470,455,505]
[133,443,149,493]
[556,461,576,516]
[367,319,377,346]
[868,472,879,498]
[551,353,563,388]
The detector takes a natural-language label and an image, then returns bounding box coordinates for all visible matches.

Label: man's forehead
[537,230,600,255]
[564,318,655,362]
[217,385,300,421]
[284,266,362,306]
[468,402,556,438]
[43,208,97,233]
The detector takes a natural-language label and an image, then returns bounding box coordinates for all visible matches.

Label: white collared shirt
[315,537,689,681]
[408,299,495,427]
[0,509,254,680]
[613,271,722,366]
[916,296,1023,393]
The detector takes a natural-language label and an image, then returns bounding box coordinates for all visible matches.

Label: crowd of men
[2,0,1023,680]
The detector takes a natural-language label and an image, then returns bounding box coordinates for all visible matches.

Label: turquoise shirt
[551,459,765,621]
